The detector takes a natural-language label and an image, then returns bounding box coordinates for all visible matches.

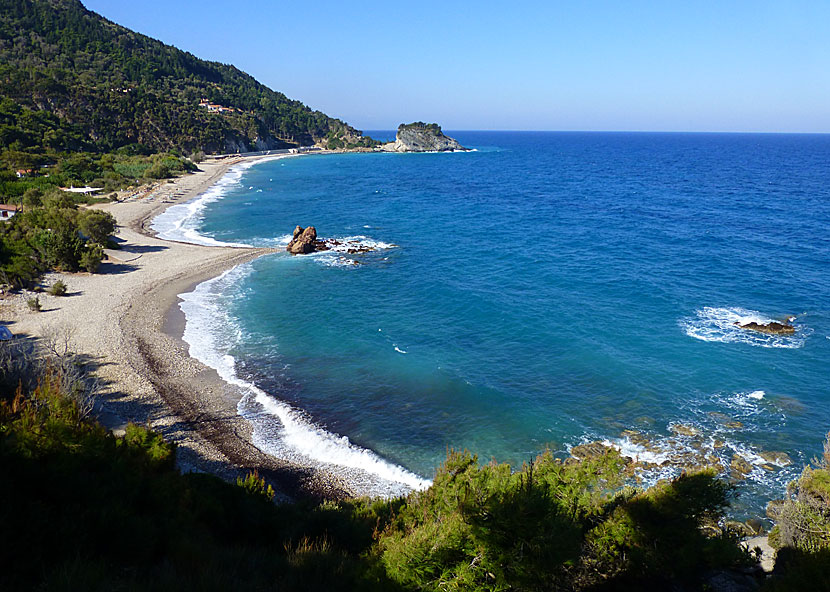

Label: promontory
[381,122,468,152]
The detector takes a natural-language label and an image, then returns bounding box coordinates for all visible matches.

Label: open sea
[152,132,830,516]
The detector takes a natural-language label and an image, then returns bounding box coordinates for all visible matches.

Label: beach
[0,155,353,501]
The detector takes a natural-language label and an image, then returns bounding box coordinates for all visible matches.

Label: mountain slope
[0,0,372,153]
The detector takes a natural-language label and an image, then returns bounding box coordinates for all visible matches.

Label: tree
[77,210,116,244]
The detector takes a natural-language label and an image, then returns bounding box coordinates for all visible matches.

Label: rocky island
[381,122,468,152]
[733,320,796,335]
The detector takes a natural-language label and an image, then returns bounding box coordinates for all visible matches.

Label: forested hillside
[0,0,374,156]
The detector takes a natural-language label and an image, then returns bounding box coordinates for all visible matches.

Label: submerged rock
[734,321,795,335]
[570,441,615,461]
[669,423,701,437]
[731,455,754,477]
[759,451,792,466]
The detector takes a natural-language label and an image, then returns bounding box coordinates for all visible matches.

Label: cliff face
[382,122,466,152]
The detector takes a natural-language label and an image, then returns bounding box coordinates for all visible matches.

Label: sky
[82,0,830,133]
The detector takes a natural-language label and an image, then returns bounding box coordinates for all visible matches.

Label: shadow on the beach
[97,262,138,275]
[122,244,168,254]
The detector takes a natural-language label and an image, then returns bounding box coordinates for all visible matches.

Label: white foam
[316,254,360,268]
[681,307,806,349]
[179,265,430,497]
[324,235,398,253]
[394,346,407,354]
[747,390,765,400]
[151,155,294,246]
[602,437,671,465]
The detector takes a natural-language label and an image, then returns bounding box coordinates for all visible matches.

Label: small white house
[0,204,19,220]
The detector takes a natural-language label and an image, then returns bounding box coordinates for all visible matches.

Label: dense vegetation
[0,334,761,591]
[399,122,444,135]
[0,0,376,160]
[764,434,830,590]
[0,188,118,286]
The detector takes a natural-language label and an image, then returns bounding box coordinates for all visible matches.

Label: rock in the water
[759,451,792,466]
[381,122,467,153]
[725,520,756,537]
[745,518,764,535]
[734,321,795,335]
[669,423,701,437]
[731,454,753,477]
[287,226,318,254]
[570,441,614,461]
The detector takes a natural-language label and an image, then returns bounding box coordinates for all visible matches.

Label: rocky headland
[381,122,467,152]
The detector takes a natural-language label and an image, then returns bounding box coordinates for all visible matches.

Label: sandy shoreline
[0,155,354,501]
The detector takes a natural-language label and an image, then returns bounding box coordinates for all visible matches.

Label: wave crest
[681,307,807,348]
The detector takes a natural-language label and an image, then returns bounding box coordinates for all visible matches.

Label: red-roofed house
[0,204,19,220]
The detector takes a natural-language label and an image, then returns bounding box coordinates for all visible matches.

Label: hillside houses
[198,99,236,113]
[0,204,19,220]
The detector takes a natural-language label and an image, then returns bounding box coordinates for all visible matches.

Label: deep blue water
[159,132,830,513]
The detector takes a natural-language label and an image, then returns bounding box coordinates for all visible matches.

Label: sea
[151,132,830,517]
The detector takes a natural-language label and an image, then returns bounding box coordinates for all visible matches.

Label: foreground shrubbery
[380,451,747,591]
[1,337,758,591]
[764,434,830,590]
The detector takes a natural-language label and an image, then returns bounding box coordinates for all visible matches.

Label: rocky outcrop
[730,455,753,478]
[286,225,322,254]
[285,226,397,256]
[734,321,795,335]
[381,122,467,152]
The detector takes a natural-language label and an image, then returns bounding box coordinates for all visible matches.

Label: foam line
[151,155,293,246]
[178,265,430,497]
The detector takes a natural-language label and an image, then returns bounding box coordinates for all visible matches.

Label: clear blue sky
[82,0,829,133]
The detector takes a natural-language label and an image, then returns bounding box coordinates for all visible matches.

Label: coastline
[0,154,355,501]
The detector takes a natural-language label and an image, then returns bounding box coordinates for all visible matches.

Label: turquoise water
[154,132,830,512]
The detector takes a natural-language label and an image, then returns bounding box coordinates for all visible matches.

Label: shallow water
[159,132,830,514]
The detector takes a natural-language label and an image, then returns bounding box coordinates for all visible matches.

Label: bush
[47,280,67,296]
[770,432,830,554]
[26,296,41,311]
[237,469,276,502]
[32,226,85,270]
[77,210,116,244]
[80,243,104,273]
[145,161,171,179]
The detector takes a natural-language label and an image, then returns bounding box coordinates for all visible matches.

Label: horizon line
[360,128,830,135]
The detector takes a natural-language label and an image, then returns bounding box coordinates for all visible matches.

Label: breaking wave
[178,264,431,497]
[151,155,294,247]
[681,307,807,348]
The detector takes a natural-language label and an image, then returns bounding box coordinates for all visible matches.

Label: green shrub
[80,243,104,273]
[26,295,41,311]
[47,280,67,296]
[237,469,276,502]
[77,210,116,244]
